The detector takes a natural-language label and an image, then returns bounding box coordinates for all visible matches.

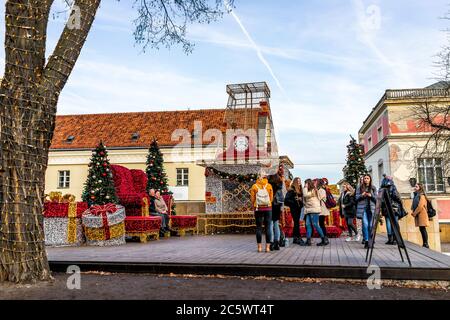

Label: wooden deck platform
[47,235,450,281]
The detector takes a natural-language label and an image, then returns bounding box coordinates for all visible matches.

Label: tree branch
[42,0,101,94]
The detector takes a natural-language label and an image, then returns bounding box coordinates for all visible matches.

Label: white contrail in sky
[224,0,285,94]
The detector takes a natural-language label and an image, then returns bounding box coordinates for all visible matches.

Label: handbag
[274,189,284,205]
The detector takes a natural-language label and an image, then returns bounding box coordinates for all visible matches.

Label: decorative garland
[205,167,257,183]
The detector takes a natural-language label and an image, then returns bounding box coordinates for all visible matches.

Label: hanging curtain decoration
[205,167,257,183]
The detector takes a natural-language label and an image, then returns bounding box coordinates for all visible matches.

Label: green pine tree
[146,138,176,214]
[343,136,368,189]
[82,141,119,206]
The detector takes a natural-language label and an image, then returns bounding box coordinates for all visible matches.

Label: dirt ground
[0,272,449,300]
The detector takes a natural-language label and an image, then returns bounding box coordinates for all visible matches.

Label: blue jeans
[362,209,373,241]
[273,220,280,242]
[386,215,399,236]
[305,213,325,239]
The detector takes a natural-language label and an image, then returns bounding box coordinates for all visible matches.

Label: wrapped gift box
[82,204,126,246]
[43,201,88,246]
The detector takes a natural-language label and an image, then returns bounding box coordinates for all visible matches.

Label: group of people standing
[250,168,432,253]
[250,166,332,253]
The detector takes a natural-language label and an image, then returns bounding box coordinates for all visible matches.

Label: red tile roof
[50,108,260,150]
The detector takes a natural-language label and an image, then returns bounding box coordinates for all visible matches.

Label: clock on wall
[234,135,249,152]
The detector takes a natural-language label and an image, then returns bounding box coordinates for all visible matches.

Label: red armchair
[111,165,149,216]
[111,165,161,242]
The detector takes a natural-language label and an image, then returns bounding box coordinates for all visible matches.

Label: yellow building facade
[45,106,275,214]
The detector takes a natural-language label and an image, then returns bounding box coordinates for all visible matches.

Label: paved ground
[0,273,449,300]
[442,243,450,254]
[46,234,450,269]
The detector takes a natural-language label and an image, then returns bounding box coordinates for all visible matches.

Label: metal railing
[385,88,450,99]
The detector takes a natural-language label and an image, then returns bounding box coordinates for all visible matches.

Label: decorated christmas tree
[82,141,119,207]
[343,136,368,188]
[146,138,176,214]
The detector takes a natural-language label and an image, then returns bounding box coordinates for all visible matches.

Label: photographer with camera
[380,175,407,245]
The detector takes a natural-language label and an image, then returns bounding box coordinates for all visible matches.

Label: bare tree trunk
[0,0,101,283]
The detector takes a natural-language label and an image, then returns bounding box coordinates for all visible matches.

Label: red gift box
[44,202,88,218]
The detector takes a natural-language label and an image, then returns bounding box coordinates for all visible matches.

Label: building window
[58,170,70,189]
[176,168,189,186]
[377,126,383,141]
[418,158,445,193]
[368,137,372,149]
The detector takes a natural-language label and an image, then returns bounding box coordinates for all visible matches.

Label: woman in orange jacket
[250,172,274,253]
[411,183,430,248]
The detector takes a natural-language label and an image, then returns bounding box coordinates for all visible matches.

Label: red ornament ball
[91,196,96,200]
[102,162,108,167]
[102,173,107,177]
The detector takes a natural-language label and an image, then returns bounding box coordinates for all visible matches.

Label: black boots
[386,235,394,245]
[364,241,369,249]
[423,243,429,249]
[294,237,306,246]
[317,237,329,246]
[273,242,280,250]
[303,238,312,246]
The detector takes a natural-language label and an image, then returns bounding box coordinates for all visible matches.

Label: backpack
[274,188,285,206]
[427,200,437,219]
[255,184,270,208]
[324,187,337,209]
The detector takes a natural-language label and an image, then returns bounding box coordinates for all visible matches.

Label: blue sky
[0,0,449,183]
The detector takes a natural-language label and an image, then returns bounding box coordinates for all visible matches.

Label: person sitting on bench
[149,189,170,236]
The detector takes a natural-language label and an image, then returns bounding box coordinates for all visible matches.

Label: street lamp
[409,177,417,188]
